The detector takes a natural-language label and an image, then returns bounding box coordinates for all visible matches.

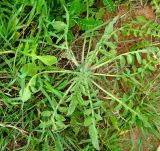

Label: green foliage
[122,16,160,38]
[151,0,160,17]
[0,0,160,151]
[102,0,116,12]
[78,18,103,30]
[66,0,105,30]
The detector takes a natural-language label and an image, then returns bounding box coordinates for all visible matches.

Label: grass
[0,0,160,150]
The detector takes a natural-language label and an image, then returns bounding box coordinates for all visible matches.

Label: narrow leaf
[127,54,133,64]
[89,124,99,150]
[67,96,78,116]
[41,111,53,117]
[136,52,142,64]
[120,55,126,68]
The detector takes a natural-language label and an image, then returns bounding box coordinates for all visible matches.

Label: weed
[0,0,160,150]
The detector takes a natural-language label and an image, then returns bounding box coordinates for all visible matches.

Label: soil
[89,2,160,151]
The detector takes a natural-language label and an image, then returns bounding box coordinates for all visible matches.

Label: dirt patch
[119,127,160,151]
[134,4,156,20]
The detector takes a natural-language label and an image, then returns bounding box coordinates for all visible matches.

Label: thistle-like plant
[20,8,160,150]
[1,1,160,150]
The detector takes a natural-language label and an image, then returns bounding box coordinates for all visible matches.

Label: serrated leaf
[89,124,100,150]
[102,0,116,12]
[67,97,78,116]
[78,18,103,30]
[41,111,53,117]
[36,55,57,66]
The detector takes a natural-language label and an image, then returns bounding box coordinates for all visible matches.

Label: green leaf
[148,65,156,71]
[53,21,66,31]
[55,114,66,121]
[58,107,68,113]
[84,0,94,7]
[110,116,119,130]
[29,76,37,92]
[104,42,116,50]
[67,0,85,16]
[55,135,64,151]
[102,0,116,12]
[55,121,66,129]
[136,16,147,23]
[27,2,36,26]
[95,114,102,122]
[24,42,29,55]
[36,55,57,66]
[104,16,118,35]
[95,8,105,20]
[44,81,63,99]
[136,52,142,64]
[120,55,126,68]
[51,88,63,99]
[141,115,151,128]
[78,18,103,31]
[20,86,31,102]
[21,63,37,77]
[84,109,92,116]
[89,124,100,150]
[67,96,78,116]
[39,121,53,128]
[41,111,53,117]
[157,51,160,57]
[127,54,133,64]
[84,116,92,126]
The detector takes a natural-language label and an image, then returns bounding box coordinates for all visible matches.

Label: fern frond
[122,16,160,38]
[78,18,103,30]
[102,0,116,12]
